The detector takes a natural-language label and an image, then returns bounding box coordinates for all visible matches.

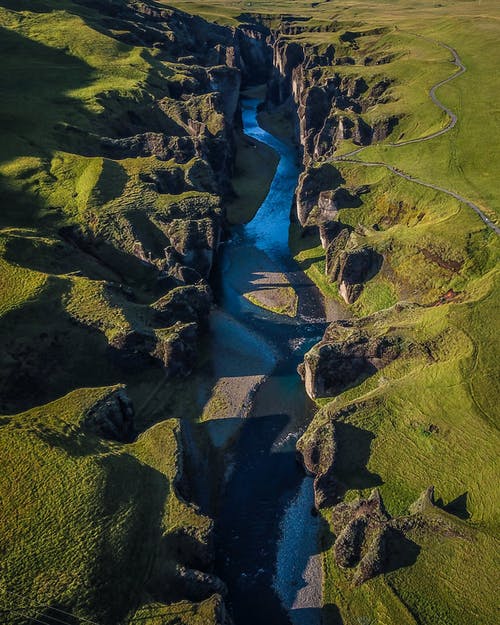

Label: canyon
[0,1,498,625]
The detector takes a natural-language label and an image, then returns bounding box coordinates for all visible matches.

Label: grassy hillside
[1,0,498,623]
[300,267,499,624]
[0,386,213,623]
[0,0,237,622]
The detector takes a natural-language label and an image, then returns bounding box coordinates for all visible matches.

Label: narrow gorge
[1,2,498,625]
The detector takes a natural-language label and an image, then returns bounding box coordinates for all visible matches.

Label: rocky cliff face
[41,2,275,385]
[82,385,136,441]
[298,319,402,400]
[260,25,404,304]
[266,31,399,163]
[326,231,383,304]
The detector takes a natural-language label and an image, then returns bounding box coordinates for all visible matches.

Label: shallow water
[212,98,342,625]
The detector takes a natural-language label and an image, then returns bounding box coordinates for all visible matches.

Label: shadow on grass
[385,527,421,574]
[439,491,470,520]
[334,421,383,495]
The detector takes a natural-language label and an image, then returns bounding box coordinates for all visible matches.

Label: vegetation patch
[244,285,298,317]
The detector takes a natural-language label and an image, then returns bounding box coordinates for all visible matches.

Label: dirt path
[392,36,465,146]
[332,35,500,236]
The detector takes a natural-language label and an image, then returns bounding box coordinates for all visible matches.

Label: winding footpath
[331,35,500,236]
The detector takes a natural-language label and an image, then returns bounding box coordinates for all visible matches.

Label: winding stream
[208,99,345,625]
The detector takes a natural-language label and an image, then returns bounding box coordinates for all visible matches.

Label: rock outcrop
[298,419,339,508]
[152,284,212,327]
[266,32,400,166]
[327,239,383,304]
[331,489,392,585]
[82,385,135,441]
[329,486,468,585]
[299,320,402,399]
[295,164,343,226]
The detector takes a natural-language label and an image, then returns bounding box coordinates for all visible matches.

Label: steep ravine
[209,97,340,625]
[204,21,397,623]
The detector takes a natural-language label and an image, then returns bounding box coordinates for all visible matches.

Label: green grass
[0,387,210,624]
[352,278,398,316]
[304,268,500,624]
[0,4,225,621]
[161,2,497,623]
[1,0,499,624]
[128,595,229,625]
[243,285,298,317]
[289,225,343,302]
[291,161,498,314]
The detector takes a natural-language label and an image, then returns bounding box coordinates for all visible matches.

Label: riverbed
[209,98,344,625]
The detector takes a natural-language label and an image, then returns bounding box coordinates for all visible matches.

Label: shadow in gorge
[215,413,306,625]
[320,604,344,624]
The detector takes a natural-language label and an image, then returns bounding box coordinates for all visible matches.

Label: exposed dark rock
[300,321,402,399]
[108,328,159,369]
[152,322,199,376]
[297,419,339,508]
[337,246,383,303]
[295,164,344,226]
[152,284,212,327]
[167,217,220,278]
[236,24,272,85]
[207,66,242,122]
[325,485,468,585]
[325,227,351,269]
[175,566,228,602]
[325,230,383,303]
[270,38,305,104]
[334,516,367,568]
[372,114,400,142]
[353,524,389,585]
[330,489,401,584]
[319,221,343,249]
[82,386,135,441]
[100,132,198,162]
[139,167,187,194]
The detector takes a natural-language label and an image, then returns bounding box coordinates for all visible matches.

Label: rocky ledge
[298,319,402,400]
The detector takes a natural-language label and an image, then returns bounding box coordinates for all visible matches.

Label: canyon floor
[0,1,499,625]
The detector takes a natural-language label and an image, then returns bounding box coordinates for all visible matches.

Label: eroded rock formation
[82,385,135,441]
[299,320,402,399]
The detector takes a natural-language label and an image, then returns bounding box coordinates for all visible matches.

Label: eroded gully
[206,98,345,625]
